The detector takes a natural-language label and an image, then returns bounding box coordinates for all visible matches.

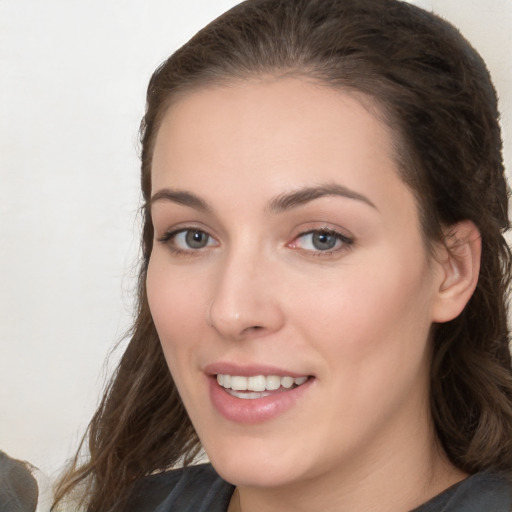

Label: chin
[213,458,304,489]
[204,435,316,489]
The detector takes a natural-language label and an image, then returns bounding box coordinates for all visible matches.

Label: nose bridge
[207,241,283,338]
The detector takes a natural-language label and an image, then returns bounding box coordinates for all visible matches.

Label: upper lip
[203,362,310,378]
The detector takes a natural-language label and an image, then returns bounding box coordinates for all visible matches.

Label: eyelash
[156,227,353,257]
[289,228,354,256]
[157,228,217,256]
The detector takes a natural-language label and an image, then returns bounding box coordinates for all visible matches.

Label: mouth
[207,368,314,423]
[216,374,310,399]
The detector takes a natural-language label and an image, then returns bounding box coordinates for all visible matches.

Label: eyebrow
[150,183,376,213]
[150,188,211,212]
[267,183,377,213]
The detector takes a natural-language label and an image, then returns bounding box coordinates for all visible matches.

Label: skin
[146,78,475,511]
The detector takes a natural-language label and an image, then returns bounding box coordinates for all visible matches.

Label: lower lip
[208,376,313,424]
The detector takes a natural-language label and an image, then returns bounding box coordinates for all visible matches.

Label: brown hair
[53,0,512,510]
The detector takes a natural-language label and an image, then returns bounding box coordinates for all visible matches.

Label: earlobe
[431,220,481,323]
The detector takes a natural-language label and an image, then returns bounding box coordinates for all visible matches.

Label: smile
[208,371,314,423]
[216,374,309,399]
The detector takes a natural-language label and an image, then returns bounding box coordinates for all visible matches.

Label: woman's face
[147,78,447,489]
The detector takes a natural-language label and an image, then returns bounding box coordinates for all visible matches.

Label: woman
[53,0,512,510]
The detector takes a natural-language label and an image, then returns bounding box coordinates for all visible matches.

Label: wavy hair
[53,0,512,510]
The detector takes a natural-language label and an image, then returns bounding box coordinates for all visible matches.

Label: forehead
[150,77,414,217]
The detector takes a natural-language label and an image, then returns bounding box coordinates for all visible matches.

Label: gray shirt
[0,451,38,512]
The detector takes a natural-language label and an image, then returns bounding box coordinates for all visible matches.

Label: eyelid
[288,226,354,256]
[157,226,219,254]
[154,220,215,242]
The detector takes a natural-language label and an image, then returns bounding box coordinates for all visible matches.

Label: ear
[431,220,481,323]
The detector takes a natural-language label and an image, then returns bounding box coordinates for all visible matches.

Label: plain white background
[1,0,511,480]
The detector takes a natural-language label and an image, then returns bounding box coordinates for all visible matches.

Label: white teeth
[216,374,309,392]
[266,375,281,390]
[230,375,248,391]
[281,376,294,389]
[230,390,272,399]
[248,375,266,392]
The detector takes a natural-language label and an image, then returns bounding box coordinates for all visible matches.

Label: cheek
[146,257,208,355]
[291,259,434,433]
[146,258,210,408]
[290,249,435,370]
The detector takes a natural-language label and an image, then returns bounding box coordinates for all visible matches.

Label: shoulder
[414,472,512,512]
[0,450,38,512]
[125,463,235,512]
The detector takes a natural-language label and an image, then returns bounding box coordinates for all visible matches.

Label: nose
[207,249,285,340]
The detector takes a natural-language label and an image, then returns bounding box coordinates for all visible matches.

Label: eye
[158,228,218,252]
[176,229,213,249]
[290,229,353,254]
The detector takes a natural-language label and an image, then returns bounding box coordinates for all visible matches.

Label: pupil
[186,230,208,248]
[313,232,336,250]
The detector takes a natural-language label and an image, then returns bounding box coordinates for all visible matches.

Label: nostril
[240,325,264,336]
